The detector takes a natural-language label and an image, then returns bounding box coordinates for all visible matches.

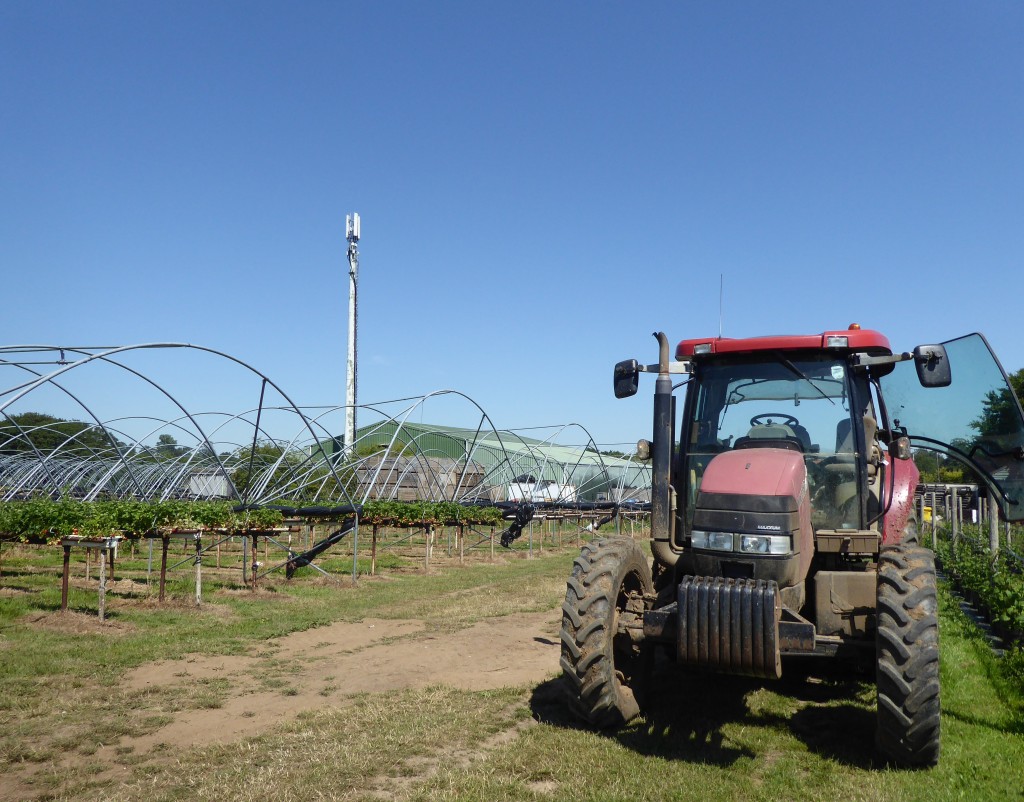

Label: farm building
[329,421,650,503]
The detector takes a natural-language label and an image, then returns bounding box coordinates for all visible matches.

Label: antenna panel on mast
[346,213,361,242]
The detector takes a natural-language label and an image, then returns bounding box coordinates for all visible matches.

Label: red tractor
[561,327,1024,767]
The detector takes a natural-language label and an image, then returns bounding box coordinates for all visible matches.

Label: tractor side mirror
[614,359,640,399]
[914,344,951,388]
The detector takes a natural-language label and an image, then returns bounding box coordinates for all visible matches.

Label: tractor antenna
[718,273,724,338]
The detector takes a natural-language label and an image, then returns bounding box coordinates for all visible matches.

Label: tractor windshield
[683,356,870,531]
[880,333,1024,521]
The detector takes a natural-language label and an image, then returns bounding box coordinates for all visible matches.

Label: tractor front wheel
[560,537,653,728]
[875,544,941,766]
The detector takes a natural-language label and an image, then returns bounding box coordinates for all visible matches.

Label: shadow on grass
[942,705,1024,736]
[530,656,878,768]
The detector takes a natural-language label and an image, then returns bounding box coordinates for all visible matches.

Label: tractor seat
[734,424,805,453]
[824,415,879,477]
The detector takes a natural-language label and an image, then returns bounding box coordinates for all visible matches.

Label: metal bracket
[639,361,691,375]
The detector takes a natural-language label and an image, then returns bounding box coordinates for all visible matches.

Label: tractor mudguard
[883,455,920,546]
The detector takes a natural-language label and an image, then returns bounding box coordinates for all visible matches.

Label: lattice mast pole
[345,213,361,454]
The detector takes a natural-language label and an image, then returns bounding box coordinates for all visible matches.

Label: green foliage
[240,506,286,530]
[913,450,968,483]
[152,433,189,459]
[1007,367,1024,408]
[360,500,504,526]
[0,496,506,542]
[971,385,1024,441]
[936,528,1024,638]
[0,411,128,457]
[0,498,284,543]
[229,441,307,498]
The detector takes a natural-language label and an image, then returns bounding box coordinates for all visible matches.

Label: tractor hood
[879,333,1024,521]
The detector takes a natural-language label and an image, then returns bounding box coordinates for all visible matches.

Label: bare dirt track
[122,608,562,752]
[0,607,563,802]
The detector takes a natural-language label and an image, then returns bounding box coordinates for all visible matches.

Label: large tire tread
[560,537,652,729]
[876,544,941,767]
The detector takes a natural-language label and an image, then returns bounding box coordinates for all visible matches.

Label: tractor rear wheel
[875,544,941,767]
[560,537,653,728]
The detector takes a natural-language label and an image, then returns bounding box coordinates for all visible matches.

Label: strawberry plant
[360,500,503,527]
[937,528,1024,641]
[0,498,285,542]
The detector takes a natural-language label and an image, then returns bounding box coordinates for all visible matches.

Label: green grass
[0,542,570,791]
[1,540,1023,801]
[96,591,1024,802]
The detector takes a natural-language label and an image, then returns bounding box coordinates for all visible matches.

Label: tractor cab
[670,329,1024,565]
[680,350,877,536]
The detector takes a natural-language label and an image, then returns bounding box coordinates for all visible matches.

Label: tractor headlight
[740,534,792,555]
[691,530,734,551]
[692,530,792,555]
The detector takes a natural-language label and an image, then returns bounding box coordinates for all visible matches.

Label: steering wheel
[750,413,799,427]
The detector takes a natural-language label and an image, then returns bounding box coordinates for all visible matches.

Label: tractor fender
[882,455,920,546]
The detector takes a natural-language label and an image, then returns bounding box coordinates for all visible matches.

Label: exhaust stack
[650,332,676,566]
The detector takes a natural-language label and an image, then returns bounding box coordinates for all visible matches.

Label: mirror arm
[850,353,913,368]
[638,361,691,375]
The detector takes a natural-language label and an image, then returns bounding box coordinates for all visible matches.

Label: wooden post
[242,535,249,584]
[458,524,464,564]
[490,526,495,562]
[194,534,203,606]
[159,535,169,602]
[251,534,259,590]
[352,513,360,585]
[948,494,957,547]
[424,525,431,572]
[989,494,1000,559]
[61,543,71,611]
[371,524,378,576]
[98,547,107,621]
[85,548,91,582]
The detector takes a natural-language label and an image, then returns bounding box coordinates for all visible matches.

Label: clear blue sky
[2,2,1022,448]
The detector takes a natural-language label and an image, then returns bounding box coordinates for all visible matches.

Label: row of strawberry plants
[360,500,505,527]
[0,498,509,543]
[935,527,1024,642]
[0,498,284,543]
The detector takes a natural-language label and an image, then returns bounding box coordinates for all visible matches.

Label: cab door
[879,333,1024,520]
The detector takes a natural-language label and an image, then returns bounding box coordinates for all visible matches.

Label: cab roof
[675,326,892,360]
